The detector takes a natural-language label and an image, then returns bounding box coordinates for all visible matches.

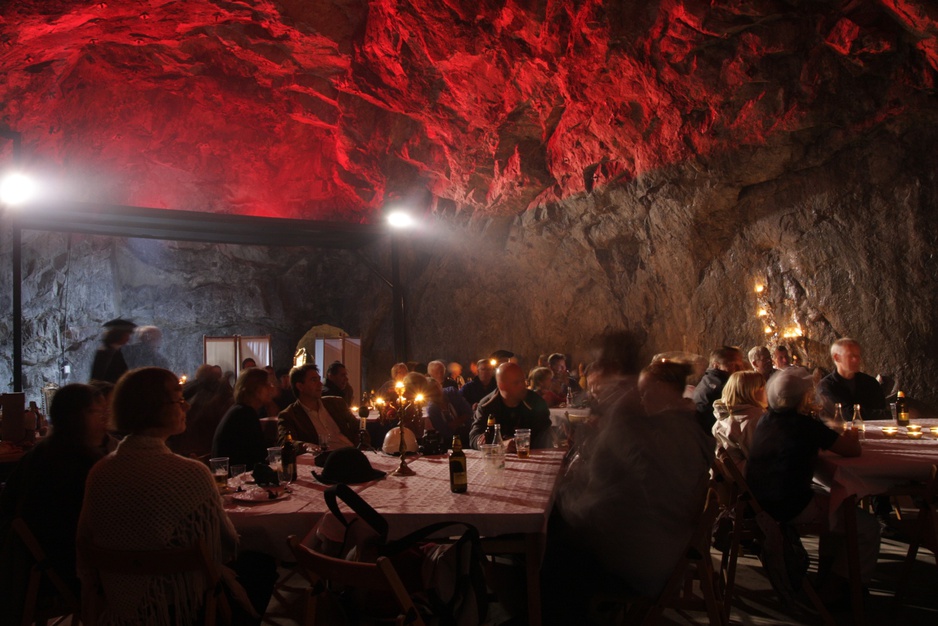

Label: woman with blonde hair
[712,370,767,470]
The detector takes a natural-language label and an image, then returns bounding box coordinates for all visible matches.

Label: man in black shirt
[816,338,886,420]
[692,346,745,431]
[459,359,496,409]
[468,362,551,450]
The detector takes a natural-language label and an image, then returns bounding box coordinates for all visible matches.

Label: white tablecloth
[226,448,565,561]
[814,420,938,525]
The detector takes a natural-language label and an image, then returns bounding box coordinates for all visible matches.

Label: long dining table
[225,447,566,625]
[814,419,938,625]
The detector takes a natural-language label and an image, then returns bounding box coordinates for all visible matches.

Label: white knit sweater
[78,435,238,625]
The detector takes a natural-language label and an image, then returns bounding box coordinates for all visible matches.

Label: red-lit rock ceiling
[0,0,936,221]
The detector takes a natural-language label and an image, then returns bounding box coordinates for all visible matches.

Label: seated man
[748,345,776,381]
[816,338,887,420]
[692,346,745,430]
[427,359,459,390]
[459,359,496,409]
[468,362,551,450]
[547,353,581,399]
[322,361,354,405]
[772,344,792,370]
[747,367,880,595]
[278,363,358,449]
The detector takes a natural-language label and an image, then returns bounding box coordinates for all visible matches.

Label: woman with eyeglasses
[77,367,275,625]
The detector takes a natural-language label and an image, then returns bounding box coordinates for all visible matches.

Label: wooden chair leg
[841,496,865,626]
[801,578,836,626]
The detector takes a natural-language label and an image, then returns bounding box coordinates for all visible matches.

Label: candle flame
[757,308,767,317]
[489,358,497,366]
[764,326,773,334]
[414,394,424,403]
[179,375,187,384]
[754,284,764,293]
[394,381,404,389]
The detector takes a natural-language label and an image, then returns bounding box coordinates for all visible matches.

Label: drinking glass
[267,447,285,483]
[229,464,246,489]
[480,444,504,485]
[209,457,229,491]
[890,402,898,423]
[514,428,531,458]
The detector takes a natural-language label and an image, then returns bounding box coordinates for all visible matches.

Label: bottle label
[450,457,468,488]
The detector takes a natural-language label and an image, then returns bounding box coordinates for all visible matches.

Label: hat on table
[312,447,386,485]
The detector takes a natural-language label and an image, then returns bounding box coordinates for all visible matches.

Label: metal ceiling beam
[9,201,385,249]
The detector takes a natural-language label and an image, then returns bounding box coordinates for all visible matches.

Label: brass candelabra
[375,381,423,477]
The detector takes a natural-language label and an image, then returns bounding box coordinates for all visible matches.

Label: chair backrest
[11,517,81,626]
[287,534,426,626]
[714,448,764,515]
[80,539,225,626]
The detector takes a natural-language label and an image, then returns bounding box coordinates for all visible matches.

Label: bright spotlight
[386,210,415,229]
[0,172,36,206]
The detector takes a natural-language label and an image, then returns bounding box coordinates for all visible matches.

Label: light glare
[387,210,415,229]
[0,172,36,206]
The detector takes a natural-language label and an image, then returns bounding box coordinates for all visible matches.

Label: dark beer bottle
[357,416,369,450]
[896,391,909,427]
[281,432,298,482]
[484,415,496,444]
[449,435,468,493]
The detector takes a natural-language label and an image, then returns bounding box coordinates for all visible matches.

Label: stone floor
[261,533,938,625]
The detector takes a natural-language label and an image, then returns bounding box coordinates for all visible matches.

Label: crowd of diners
[0,321,909,624]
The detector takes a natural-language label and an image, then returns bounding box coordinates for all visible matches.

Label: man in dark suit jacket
[278,363,359,449]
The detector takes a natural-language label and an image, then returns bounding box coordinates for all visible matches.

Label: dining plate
[232,489,289,503]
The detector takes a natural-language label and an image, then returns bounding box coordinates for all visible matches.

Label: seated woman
[747,367,879,596]
[0,384,108,626]
[212,367,275,468]
[711,371,766,472]
[425,377,473,445]
[78,367,274,625]
[528,366,563,407]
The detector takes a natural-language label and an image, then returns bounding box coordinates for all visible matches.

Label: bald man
[468,362,551,450]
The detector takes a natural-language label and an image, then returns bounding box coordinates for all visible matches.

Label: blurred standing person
[89,318,136,384]
[0,384,109,626]
[212,368,275,468]
[123,325,171,371]
[459,359,496,410]
[545,359,712,622]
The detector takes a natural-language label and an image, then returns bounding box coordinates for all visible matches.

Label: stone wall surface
[1,0,937,406]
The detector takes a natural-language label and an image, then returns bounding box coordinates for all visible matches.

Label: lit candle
[882,426,898,437]
[930,426,938,436]
[351,406,359,414]
[908,424,922,439]
[755,284,764,294]
[414,393,424,404]
[179,375,187,385]
[757,308,767,317]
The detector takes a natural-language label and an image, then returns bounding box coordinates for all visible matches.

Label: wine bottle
[833,403,846,433]
[281,432,298,482]
[852,404,865,441]
[484,415,496,444]
[896,391,909,427]
[449,435,468,493]
[357,416,369,450]
[492,424,506,469]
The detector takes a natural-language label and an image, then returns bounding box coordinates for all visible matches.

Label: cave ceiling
[0,0,935,223]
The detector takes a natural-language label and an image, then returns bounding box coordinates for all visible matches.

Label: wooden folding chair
[891,464,938,607]
[712,450,834,626]
[286,534,426,626]
[589,488,726,625]
[11,517,81,626]
[79,538,229,626]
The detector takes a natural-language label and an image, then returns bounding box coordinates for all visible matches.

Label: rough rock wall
[0,228,395,395]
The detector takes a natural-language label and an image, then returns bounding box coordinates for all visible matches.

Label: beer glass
[209,457,229,491]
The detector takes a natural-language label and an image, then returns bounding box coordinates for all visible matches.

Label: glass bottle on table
[851,404,865,441]
[281,431,298,482]
[357,416,369,450]
[483,415,496,444]
[449,435,468,493]
[896,391,910,427]
[492,424,506,469]
[832,403,846,433]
